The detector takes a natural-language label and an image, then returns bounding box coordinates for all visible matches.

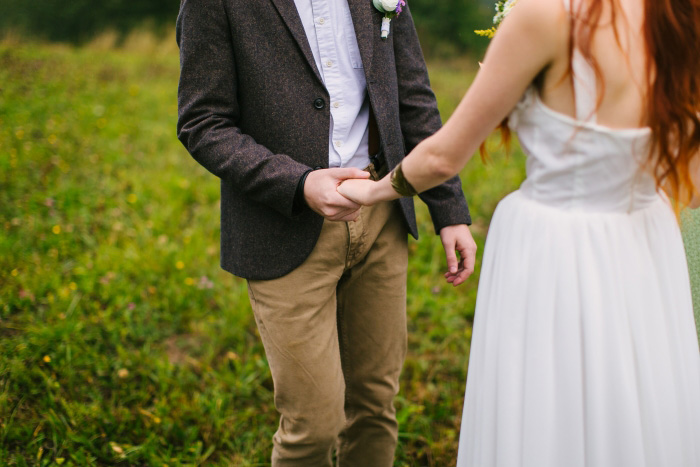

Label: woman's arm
[690,156,700,208]
[339,0,568,205]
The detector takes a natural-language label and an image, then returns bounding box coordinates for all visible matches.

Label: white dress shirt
[294,0,371,169]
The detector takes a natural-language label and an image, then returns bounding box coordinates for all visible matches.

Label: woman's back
[539,0,648,130]
[505,0,655,213]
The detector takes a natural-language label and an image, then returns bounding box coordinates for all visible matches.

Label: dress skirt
[456,190,700,467]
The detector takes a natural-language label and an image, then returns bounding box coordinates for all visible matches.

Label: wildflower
[176,261,185,270]
[19,289,36,302]
[52,225,61,234]
[127,194,137,204]
[198,276,215,290]
[184,277,195,286]
[43,355,51,363]
[110,442,124,454]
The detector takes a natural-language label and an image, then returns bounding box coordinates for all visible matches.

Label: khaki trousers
[247,200,409,466]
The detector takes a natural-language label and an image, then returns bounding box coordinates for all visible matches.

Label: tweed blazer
[176,0,471,280]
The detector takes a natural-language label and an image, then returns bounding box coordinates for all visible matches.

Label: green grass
[4,33,696,466]
[682,211,700,337]
[0,36,524,466]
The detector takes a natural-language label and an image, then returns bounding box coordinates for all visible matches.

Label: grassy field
[684,211,700,337]
[1,32,698,466]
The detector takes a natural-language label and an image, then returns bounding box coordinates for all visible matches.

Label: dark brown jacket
[176,0,471,280]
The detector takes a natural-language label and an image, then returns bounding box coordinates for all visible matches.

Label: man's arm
[392,6,476,285]
[177,0,366,220]
[177,0,309,218]
[391,4,472,232]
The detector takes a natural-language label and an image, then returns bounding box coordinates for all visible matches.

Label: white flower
[373,0,399,13]
[381,0,399,10]
[493,0,518,26]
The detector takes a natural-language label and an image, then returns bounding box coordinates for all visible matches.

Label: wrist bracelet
[390,161,418,197]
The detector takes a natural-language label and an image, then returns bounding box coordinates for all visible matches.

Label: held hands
[336,178,379,206]
[335,172,478,286]
[304,168,371,221]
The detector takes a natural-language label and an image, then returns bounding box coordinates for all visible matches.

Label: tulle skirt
[457,190,700,467]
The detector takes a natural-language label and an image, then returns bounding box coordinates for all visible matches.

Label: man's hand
[440,224,477,286]
[304,168,371,221]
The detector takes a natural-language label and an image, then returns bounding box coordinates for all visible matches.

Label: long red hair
[572,0,700,208]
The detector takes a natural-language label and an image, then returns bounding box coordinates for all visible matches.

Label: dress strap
[571,51,598,123]
[562,0,598,123]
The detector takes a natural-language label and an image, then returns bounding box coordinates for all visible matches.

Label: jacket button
[313,98,325,109]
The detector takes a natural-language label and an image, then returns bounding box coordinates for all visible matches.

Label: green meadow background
[0,31,522,465]
[1,22,699,467]
[685,212,700,337]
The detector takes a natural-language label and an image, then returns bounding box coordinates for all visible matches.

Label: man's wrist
[439,223,470,234]
[292,168,316,215]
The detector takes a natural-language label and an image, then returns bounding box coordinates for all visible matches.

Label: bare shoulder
[499,0,569,43]
[484,0,570,75]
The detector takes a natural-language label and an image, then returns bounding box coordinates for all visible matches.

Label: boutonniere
[372,0,406,39]
[475,0,518,38]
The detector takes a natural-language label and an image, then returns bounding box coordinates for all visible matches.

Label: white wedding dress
[456,48,700,466]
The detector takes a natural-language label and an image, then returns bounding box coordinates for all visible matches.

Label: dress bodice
[508,50,658,214]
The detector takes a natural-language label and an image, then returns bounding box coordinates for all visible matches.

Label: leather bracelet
[292,168,315,214]
[390,161,418,197]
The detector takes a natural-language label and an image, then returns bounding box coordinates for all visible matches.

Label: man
[176,0,476,464]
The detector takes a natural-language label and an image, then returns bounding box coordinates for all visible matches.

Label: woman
[338,0,700,464]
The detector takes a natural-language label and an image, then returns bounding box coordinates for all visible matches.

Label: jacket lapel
[347,0,374,72]
[269,0,324,83]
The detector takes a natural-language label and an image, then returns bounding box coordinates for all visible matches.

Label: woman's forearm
[366,0,564,203]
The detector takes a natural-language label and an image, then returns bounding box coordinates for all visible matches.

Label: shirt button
[326,60,333,68]
[333,102,340,108]
[313,98,325,109]
[318,17,325,24]
[334,141,342,147]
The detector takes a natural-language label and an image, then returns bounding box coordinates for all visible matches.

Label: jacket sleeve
[176,0,310,218]
[392,5,472,232]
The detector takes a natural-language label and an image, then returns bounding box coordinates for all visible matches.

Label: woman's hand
[337,179,378,206]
